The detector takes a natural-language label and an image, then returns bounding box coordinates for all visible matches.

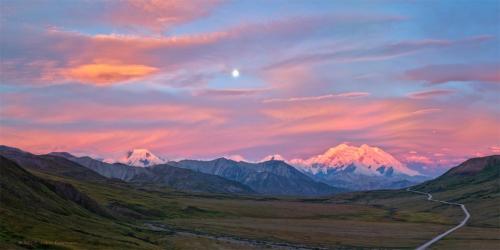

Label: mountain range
[169,158,340,195]
[52,151,256,195]
[0,144,430,192]
[0,146,254,195]
[109,144,428,190]
[0,146,341,196]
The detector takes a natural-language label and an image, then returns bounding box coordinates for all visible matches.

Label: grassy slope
[0,157,168,250]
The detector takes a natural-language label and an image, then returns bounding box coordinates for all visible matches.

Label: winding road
[406,188,471,250]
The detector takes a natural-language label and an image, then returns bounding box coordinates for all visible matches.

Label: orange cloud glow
[65,63,158,85]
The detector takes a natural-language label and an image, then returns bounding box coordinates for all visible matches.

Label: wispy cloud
[405,63,500,84]
[411,108,442,115]
[194,88,269,97]
[262,92,370,103]
[407,89,455,99]
[265,36,494,70]
[490,146,500,153]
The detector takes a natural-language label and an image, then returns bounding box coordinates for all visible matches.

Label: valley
[1,146,499,249]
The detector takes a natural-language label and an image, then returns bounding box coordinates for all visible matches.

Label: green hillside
[413,155,500,228]
[0,156,170,249]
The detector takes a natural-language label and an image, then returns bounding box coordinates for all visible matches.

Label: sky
[0,0,499,173]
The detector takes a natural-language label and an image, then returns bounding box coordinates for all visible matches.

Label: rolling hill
[0,146,109,183]
[414,155,499,192]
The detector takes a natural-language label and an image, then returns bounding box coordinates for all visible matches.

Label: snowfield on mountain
[116,149,166,167]
[292,144,420,177]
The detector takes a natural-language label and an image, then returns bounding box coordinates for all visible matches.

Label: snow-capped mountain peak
[119,149,165,167]
[260,154,286,162]
[291,144,420,177]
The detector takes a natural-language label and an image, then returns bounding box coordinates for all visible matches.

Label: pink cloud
[335,92,371,98]
[225,154,249,162]
[407,89,455,99]
[0,27,232,85]
[490,146,500,153]
[2,91,499,167]
[410,108,441,116]
[404,154,433,165]
[262,92,370,103]
[405,63,500,84]
[1,102,226,125]
[194,88,269,97]
[64,63,158,85]
[107,0,221,33]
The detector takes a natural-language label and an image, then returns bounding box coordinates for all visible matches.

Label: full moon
[232,69,240,78]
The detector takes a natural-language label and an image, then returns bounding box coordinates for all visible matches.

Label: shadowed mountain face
[303,169,429,191]
[415,155,500,192]
[0,146,109,182]
[445,155,500,176]
[49,152,256,195]
[50,151,149,181]
[170,158,343,196]
[0,156,109,219]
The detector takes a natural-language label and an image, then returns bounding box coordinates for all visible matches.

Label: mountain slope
[414,155,499,192]
[134,164,256,194]
[0,146,109,183]
[51,151,148,181]
[0,156,130,249]
[170,158,342,196]
[0,156,107,217]
[291,144,426,190]
[52,152,256,195]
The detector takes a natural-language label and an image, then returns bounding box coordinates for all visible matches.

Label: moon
[232,69,240,78]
